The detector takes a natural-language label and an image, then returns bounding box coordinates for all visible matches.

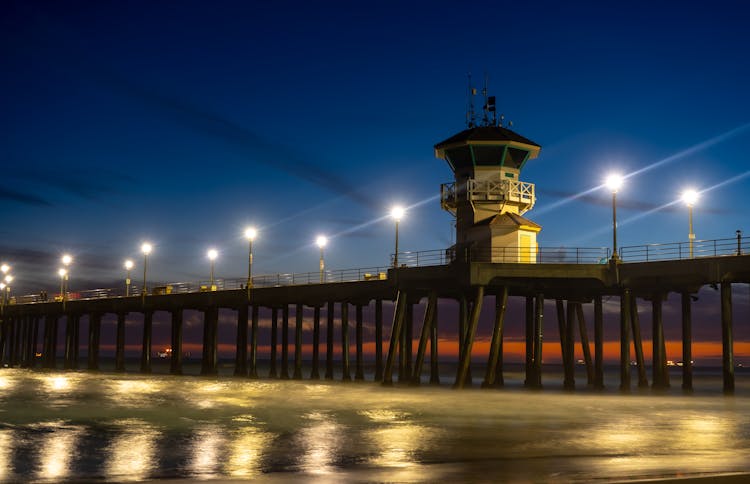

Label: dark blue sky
[2,0,750,293]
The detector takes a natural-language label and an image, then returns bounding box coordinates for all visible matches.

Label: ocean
[0,361,748,482]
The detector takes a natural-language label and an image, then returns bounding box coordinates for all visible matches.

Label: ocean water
[0,363,748,482]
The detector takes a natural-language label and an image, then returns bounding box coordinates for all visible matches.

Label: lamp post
[124,259,134,296]
[0,264,9,310]
[390,206,405,267]
[61,254,72,298]
[244,227,257,289]
[605,174,623,261]
[58,268,67,306]
[207,248,218,288]
[316,235,327,283]
[141,243,152,297]
[681,189,699,258]
[2,275,10,308]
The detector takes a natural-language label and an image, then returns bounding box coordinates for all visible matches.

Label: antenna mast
[466,73,477,128]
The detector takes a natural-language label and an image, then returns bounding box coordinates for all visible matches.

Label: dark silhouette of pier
[1,238,748,394]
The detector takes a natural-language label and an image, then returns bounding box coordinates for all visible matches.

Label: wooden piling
[681,292,693,391]
[269,307,278,378]
[720,282,734,394]
[652,295,669,388]
[87,313,101,370]
[557,300,572,389]
[482,287,508,388]
[115,312,125,372]
[311,306,321,379]
[325,301,334,380]
[294,303,303,380]
[375,299,383,381]
[430,297,440,385]
[619,289,631,392]
[383,291,407,385]
[524,296,534,387]
[281,305,290,379]
[532,293,544,388]
[249,305,259,378]
[412,291,437,386]
[64,315,74,369]
[71,314,79,369]
[629,296,648,388]
[355,304,364,380]
[404,302,413,380]
[594,296,604,389]
[141,310,153,374]
[341,302,351,381]
[234,304,248,376]
[30,317,39,368]
[575,303,594,385]
[455,286,484,389]
[170,309,183,375]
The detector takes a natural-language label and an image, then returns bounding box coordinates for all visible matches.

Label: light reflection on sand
[36,422,81,482]
[105,419,158,481]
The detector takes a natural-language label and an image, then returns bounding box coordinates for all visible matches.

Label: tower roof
[434,126,540,151]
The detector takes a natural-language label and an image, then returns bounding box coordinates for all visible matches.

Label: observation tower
[435,93,542,262]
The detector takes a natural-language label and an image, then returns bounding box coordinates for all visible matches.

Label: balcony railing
[619,236,749,262]
[441,178,536,212]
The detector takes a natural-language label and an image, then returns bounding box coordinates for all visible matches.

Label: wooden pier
[1,248,748,394]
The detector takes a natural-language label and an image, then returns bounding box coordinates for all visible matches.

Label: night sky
[2,1,749,362]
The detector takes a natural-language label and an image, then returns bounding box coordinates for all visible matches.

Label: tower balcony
[441,178,536,214]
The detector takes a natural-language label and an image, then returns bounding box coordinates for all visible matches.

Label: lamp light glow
[316,235,328,248]
[141,243,152,255]
[4,275,12,284]
[244,227,257,241]
[58,268,67,278]
[207,249,218,260]
[0,264,9,274]
[61,254,72,266]
[0,283,5,290]
[390,205,405,221]
[682,189,699,207]
[124,260,134,270]
[605,174,624,193]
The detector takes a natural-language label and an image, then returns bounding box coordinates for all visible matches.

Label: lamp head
[0,264,9,274]
[124,259,134,270]
[605,174,624,193]
[207,248,218,261]
[141,243,152,255]
[0,283,5,290]
[61,254,73,266]
[3,275,11,284]
[681,189,699,207]
[58,268,67,278]
[390,205,405,222]
[244,227,257,241]
[316,235,328,249]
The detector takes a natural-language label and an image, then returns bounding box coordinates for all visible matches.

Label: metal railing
[441,178,536,211]
[620,236,750,262]
[391,249,456,268]
[393,246,610,267]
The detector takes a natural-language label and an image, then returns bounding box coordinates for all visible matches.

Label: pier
[1,237,748,394]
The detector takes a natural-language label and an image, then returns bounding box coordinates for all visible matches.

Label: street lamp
[390,206,405,267]
[207,248,218,288]
[124,259,134,296]
[605,174,624,261]
[61,254,72,296]
[316,235,327,283]
[141,243,152,296]
[2,275,11,307]
[58,268,67,303]
[682,189,699,258]
[244,227,257,289]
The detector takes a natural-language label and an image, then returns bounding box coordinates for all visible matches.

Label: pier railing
[620,236,749,262]
[393,246,610,267]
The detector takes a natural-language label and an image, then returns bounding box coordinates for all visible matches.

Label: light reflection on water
[0,368,748,482]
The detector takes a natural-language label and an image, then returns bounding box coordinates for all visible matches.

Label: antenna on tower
[466,72,477,128]
[481,74,490,126]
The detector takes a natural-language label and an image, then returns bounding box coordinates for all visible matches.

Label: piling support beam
[652,294,668,389]
[201,307,218,376]
[375,299,383,381]
[234,304,248,376]
[576,303,594,385]
[383,291,407,385]
[43,315,58,369]
[17,318,27,367]
[524,296,535,387]
[405,302,413,380]
[87,313,102,371]
[482,287,508,388]
[341,302,351,381]
[71,314,79,369]
[681,292,693,391]
[30,317,39,368]
[455,286,485,389]
[412,291,437,386]
[249,305,259,378]
[619,289,631,392]
[565,301,576,389]
[720,282,734,394]
[311,306,321,379]
[429,298,440,385]
[64,314,74,369]
[170,309,183,375]
[556,300,569,388]
[141,310,153,374]
[293,303,303,380]
[269,307,278,378]
[281,305,290,379]
[594,296,604,389]
[532,293,544,388]
[355,305,364,380]
[115,312,126,372]
[629,296,648,388]
[325,301,334,380]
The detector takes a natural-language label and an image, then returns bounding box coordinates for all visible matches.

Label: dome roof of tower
[434,126,540,150]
